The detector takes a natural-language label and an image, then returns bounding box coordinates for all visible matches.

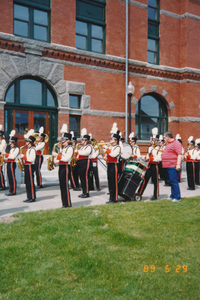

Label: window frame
[13,0,51,42]
[135,93,168,140]
[76,0,106,54]
[148,0,160,65]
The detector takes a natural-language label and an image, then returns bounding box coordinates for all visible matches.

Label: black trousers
[107,162,118,202]
[35,154,43,187]
[25,164,36,200]
[186,161,195,189]
[92,160,101,190]
[0,165,5,189]
[138,163,159,198]
[7,162,17,194]
[59,164,71,207]
[72,164,80,188]
[77,158,90,195]
[195,161,200,185]
[68,164,76,188]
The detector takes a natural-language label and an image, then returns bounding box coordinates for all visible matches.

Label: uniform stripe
[115,162,118,201]
[38,155,42,186]
[0,167,5,188]
[65,165,71,207]
[86,158,90,194]
[70,164,76,188]
[156,164,159,197]
[11,162,16,194]
[29,165,34,200]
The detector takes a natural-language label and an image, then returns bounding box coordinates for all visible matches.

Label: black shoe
[187,187,195,190]
[23,199,31,202]
[164,184,170,186]
[5,193,16,196]
[73,187,81,191]
[28,199,36,203]
[79,194,89,198]
[37,185,43,189]
[0,187,5,191]
[150,196,157,200]
[78,193,84,197]
[97,188,101,191]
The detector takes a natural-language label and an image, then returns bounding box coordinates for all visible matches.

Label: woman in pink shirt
[162,131,182,202]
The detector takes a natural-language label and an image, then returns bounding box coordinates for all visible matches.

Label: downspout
[125,0,128,142]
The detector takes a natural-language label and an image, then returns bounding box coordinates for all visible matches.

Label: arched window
[4,77,58,153]
[135,93,168,140]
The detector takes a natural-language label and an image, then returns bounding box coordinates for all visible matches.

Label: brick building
[0,0,200,153]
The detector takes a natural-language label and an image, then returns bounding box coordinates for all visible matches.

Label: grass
[0,197,200,300]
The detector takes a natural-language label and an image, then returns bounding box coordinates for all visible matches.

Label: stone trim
[119,0,148,9]
[82,109,135,118]
[169,117,200,123]
[160,10,200,21]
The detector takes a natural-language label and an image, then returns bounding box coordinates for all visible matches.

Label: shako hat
[129,132,138,142]
[110,123,120,141]
[81,128,90,141]
[24,129,36,143]
[195,138,200,148]
[60,124,72,140]
[0,125,4,136]
[151,127,159,140]
[9,130,18,142]
[176,133,182,144]
[188,136,195,145]
[38,126,45,139]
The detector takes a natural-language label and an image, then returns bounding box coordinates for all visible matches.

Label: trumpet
[17,145,26,172]
[33,133,49,143]
[46,143,59,171]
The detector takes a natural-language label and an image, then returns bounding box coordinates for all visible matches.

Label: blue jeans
[167,167,181,200]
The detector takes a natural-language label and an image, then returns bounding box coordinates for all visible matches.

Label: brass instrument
[33,133,49,143]
[17,145,26,172]
[0,153,4,167]
[46,143,59,171]
[71,143,82,167]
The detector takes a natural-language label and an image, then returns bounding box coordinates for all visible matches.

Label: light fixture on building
[126,81,135,136]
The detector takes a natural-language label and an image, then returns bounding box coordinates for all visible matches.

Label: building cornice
[160,10,200,21]
[0,33,200,83]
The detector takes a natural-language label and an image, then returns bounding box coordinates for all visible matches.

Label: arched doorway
[135,93,168,140]
[4,76,58,154]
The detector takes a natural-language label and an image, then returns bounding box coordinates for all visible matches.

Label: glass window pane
[148,51,156,64]
[91,39,103,53]
[148,7,157,20]
[14,20,28,37]
[14,4,29,21]
[141,116,158,140]
[69,115,80,137]
[47,89,55,107]
[76,21,87,35]
[141,95,159,116]
[148,39,156,51]
[148,0,157,8]
[91,24,103,39]
[34,9,48,25]
[15,112,29,135]
[34,114,46,132]
[5,85,14,103]
[34,25,47,41]
[70,95,81,109]
[76,35,87,50]
[52,114,55,137]
[20,79,42,105]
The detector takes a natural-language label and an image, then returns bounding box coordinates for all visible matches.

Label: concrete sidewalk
[0,170,199,219]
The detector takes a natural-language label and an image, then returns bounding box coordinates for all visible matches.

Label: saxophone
[71,143,82,167]
[17,145,26,172]
[46,143,58,171]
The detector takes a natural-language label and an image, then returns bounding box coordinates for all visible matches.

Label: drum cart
[118,160,147,201]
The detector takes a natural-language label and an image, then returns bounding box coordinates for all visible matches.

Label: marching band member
[103,123,121,204]
[35,126,45,189]
[138,127,160,200]
[91,137,101,191]
[53,128,73,208]
[0,125,6,190]
[129,132,140,161]
[185,136,196,190]
[21,130,37,203]
[71,135,81,191]
[3,130,19,196]
[67,131,78,190]
[76,128,93,198]
[176,134,184,183]
[118,135,125,176]
[157,135,165,181]
[194,139,200,186]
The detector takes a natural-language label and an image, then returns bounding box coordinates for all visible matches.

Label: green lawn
[0,197,200,300]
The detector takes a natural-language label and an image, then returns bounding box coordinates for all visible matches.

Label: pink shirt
[162,139,182,168]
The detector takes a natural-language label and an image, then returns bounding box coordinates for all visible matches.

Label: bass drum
[120,143,132,160]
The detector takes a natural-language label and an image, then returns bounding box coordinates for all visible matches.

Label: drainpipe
[125,0,128,142]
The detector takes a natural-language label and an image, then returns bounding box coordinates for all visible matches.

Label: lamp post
[126,81,135,137]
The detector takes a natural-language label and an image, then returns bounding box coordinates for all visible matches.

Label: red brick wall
[51,0,75,47]
[58,113,69,137]
[0,109,4,128]
[0,0,13,34]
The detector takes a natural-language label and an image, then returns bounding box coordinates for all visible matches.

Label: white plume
[9,130,15,137]
[195,138,200,145]
[39,126,44,134]
[152,127,158,135]
[89,133,92,139]
[81,128,87,137]
[159,135,163,141]
[60,124,68,134]
[176,134,181,140]
[24,129,34,139]
[110,123,118,134]
[0,125,2,130]
[129,132,134,140]
[188,136,194,143]
[70,131,74,138]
